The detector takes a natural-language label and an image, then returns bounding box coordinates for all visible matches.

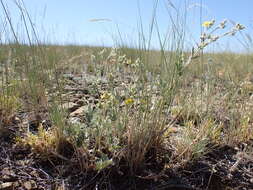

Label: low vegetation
[0,1,253,190]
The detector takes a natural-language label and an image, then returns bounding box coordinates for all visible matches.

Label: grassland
[0,1,253,190]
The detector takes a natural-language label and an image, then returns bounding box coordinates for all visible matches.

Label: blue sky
[3,0,253,51]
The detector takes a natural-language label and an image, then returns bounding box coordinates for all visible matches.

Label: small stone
[70,106,85,117]
[13,116,21,124]
[62,102,79,112]
[69,117,81,124]
[0,182,13,190]
[23,181,32,190]
[75,94,83,99]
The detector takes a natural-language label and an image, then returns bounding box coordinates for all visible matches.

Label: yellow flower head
[101,92,112,100]
[202,20,215,28]
[124,98,134,105]
[126,59,132,65]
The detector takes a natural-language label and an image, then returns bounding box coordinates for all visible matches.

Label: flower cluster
[202,19,215,29]
[183,19,245,67]
[124,98,134,105]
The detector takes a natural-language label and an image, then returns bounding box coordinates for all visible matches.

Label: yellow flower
[101,92,112,100]
[126,59,132,65]
[124,98,134,105]
[202,20,215,28]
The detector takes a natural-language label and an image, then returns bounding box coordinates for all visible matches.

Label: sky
[2,0,253,52]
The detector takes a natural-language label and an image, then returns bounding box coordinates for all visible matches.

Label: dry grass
[0,1,253,189]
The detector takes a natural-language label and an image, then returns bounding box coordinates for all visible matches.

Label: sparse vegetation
[0,0,253,190]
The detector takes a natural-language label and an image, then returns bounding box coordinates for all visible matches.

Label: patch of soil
[1,131,253,190]
[174,145,253,190]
